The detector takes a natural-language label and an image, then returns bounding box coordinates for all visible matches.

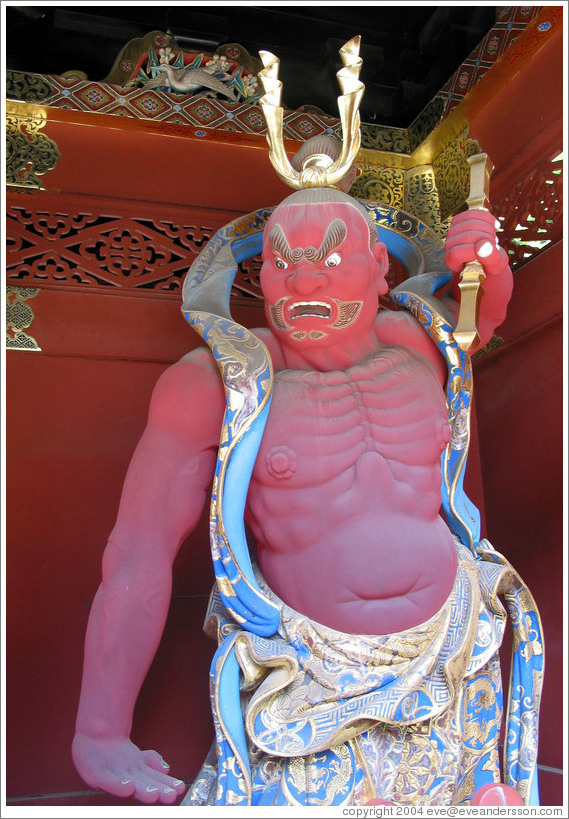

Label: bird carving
[144,63,239,102]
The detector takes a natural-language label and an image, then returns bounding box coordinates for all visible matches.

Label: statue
[72,38,543,807]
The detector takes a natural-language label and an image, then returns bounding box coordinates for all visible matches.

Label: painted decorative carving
[6,287,41,351]
[495,149,563,270]
[5,204,216,295]
[103,30,262,105]
[5,102,61,190]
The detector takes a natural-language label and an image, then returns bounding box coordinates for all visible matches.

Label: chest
[254,347,449,485]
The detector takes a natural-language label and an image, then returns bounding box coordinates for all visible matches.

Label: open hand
[72,733,187,804]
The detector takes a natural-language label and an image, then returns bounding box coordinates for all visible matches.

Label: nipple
[266,445,298,480]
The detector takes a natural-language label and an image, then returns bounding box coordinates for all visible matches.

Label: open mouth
[289,301,332,320]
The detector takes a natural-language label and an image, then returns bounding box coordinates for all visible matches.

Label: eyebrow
[269,218,347,263]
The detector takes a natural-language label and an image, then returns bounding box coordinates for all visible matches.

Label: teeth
[290,301,332,319]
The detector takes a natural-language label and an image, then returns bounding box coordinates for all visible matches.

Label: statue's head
[257,39,389,354]
[260,186,389,352]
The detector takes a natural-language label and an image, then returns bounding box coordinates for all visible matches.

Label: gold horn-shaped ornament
[452,153,495,353]
[258,36,364,190]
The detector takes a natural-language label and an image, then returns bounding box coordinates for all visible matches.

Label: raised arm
[72,348,225,804]
[443,209,513,353]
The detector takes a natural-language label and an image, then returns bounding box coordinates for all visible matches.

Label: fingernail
[477,241,493,258]
[164,787,174,793]
[146,786,159,793]
[172,779,184,786]
[161,760,169,769]
[121,779,132,785]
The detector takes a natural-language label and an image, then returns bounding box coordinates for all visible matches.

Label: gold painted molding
[352,125,480,238]
[6,287,42,351]
[5,101,61,190]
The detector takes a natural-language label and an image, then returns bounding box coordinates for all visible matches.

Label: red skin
[72,200,512,802]
[471,783,525,805]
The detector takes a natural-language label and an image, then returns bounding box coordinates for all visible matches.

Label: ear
[372,242,389,295]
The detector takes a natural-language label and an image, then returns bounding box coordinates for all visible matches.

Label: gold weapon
[452,153,494,353]
[258,37,364,190]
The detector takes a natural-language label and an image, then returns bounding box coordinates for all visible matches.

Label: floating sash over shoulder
[182,209,279,638]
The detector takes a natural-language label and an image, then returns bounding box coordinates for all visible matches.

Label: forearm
[75,546,173,740]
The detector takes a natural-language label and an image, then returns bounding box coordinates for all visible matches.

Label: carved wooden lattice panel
[5,198,267,303]
[496,149,563,270]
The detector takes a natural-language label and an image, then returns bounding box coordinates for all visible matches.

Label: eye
[274,256,288,270]
[325,252,341,268]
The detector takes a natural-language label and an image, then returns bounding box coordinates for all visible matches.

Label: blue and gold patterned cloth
[184,540,542,806]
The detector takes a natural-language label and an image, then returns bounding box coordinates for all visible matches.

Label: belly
[247,477,458,635]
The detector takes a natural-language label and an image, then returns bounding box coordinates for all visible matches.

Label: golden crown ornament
[258,36,364,190]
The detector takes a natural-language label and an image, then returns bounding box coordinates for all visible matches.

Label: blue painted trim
[222,399,280,636]
[211,639,250,805]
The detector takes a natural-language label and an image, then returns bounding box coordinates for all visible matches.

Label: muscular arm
[443,209,513,353]
[375,211,512,375]
[73,349,225,803]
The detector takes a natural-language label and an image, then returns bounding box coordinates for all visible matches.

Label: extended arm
[72,349,225,804]
[443,209,513,353]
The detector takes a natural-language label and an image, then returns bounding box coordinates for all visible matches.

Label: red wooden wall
[473,241,564,807]
[5,12,564,809]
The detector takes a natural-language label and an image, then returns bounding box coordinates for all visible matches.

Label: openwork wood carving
[5,203,266,304]
[495,149,563,269]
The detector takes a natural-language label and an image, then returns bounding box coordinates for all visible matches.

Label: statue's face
[260,202,388,351]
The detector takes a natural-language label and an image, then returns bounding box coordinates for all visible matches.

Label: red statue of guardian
[72,37,543,807]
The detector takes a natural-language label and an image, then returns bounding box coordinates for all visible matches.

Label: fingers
[445,210,507,276]
[475,239,495,259]
[141,748,169,772]
[109,768,185,804]
[133,772,181,805]
[73,734,186,805]
[101,757,185,804]
[141,750,186,795]
[93,770,136,799]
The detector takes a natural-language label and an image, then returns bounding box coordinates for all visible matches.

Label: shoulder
[153,346,222,399]
[148,346,225,445]
[374,309,447,385]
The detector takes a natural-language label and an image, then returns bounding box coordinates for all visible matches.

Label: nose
[287,264,328,296]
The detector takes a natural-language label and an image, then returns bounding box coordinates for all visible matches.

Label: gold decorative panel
[350,165,406,209]
[5,101,61,190]
[433,128,481,224]
[404,165,441,235]
[351,127,480,241]
[5,71,53,103]
[6,287,42,351]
